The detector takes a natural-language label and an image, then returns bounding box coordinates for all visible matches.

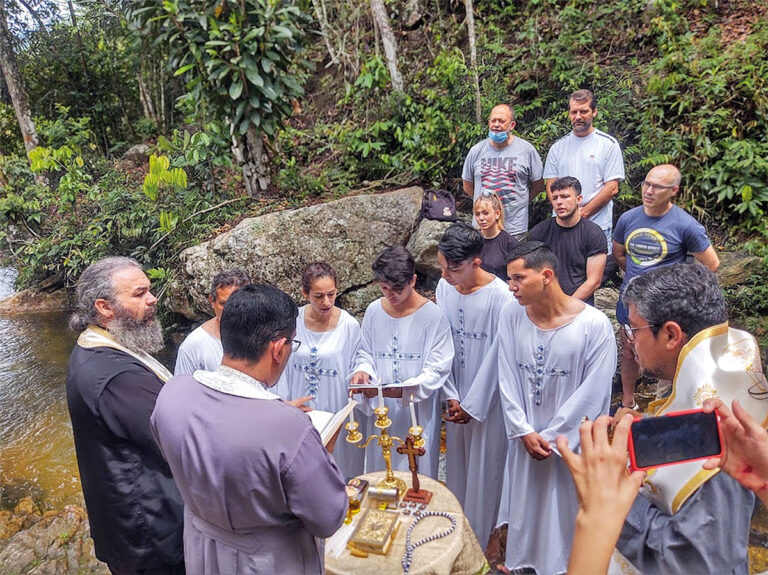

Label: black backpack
[421,188,457,222]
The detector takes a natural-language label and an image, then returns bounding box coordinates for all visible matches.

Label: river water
[0,268,82,509]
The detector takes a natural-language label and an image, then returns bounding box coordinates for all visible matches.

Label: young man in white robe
[497,241,616,575]
[174,269,250,375]
[435,222,515,550]
[350,246,454,478]
[151,284,347,574]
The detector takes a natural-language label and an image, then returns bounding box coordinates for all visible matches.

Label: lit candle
[378,384,384,409]
[409,394,418,428]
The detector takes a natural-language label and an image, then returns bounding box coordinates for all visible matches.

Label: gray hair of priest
[69,256,143,332]
[622,263,727,339]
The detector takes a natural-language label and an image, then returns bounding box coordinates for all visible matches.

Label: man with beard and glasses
[66,257,184,575]
[529,176,607,305]
[543,89,625,255]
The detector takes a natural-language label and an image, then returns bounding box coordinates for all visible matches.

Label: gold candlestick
[346,405,408,495]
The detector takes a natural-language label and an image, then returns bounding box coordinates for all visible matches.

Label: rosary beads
[401,511,456,574]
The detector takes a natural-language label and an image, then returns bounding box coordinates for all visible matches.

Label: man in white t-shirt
[543,89,625,253]
[462,104,544,240]
[174,269,250,375]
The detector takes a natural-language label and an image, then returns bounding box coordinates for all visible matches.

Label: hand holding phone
[628,408,723,472]
[702,399,768,505]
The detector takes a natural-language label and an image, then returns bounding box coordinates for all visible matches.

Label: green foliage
[131,0,312,138]
[155,122,234,193]
[0,123,244,289]
[638,4,768,225]
[0,104,24,156]
[19,5,149,154]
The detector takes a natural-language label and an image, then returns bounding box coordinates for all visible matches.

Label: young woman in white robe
[351,246,454,479]
[276,262,364,479]
[434,222,516,551]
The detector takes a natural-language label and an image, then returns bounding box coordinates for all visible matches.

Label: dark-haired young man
[496,242,616,575]
[174,268,251,375]
[151,284,347,574]
[350,246,454,478]
[435,222,515,550]
[529,176,607,305]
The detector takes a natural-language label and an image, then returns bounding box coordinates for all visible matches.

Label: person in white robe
[434,222,515,550]
[498,241,616,575]
[350,246,454,479]
[151,284,347,575]
[174,269,250,375]
[276,262,365,478]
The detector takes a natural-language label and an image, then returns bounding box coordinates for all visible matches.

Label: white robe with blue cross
[435,276,515,550]
[353,299,454,478]
[498,302,616,575]
[275,306,364,479]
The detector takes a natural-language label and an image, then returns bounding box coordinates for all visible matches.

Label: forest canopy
[0,0,766,302]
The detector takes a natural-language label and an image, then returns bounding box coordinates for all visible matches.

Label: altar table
[325,471,490,575]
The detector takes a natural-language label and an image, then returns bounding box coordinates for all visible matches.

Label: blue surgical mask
[488,130,508,144]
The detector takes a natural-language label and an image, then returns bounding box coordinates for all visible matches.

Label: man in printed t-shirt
[613,164,719,411]
[462,104,544,241]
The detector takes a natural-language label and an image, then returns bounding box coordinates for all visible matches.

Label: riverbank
[0,497,106,573]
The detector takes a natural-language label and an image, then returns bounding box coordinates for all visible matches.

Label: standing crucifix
[397,435,432,503]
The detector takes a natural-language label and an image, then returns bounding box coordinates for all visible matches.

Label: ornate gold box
[348,508,400,555]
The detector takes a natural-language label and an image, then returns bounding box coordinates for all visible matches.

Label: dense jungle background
[0,0,767,340]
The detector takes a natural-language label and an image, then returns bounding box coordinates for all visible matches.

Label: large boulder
[0,288,69,316]
[168,187,424,319]
[716,250,760,287]
[406,219,453,278]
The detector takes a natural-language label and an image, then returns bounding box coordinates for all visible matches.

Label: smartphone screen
[629,410,721,469]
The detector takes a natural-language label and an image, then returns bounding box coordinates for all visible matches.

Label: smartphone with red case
[627,408,723,472]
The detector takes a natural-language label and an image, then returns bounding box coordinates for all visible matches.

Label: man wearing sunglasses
[151,284,347,574]
[613,164,719,410]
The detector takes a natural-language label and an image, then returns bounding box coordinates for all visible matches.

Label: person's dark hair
[220,284,298,363]
[506,241,559,277]
[623,263,727,338]
[69,256,142,332]
[438,222,484,263]
[301,262,338,293]
[372,246,415,291]
[550,176,582,196]
[209,269,251,300]
[570,89,596,111]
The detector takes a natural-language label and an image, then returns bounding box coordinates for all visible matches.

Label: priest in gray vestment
[151,284,348,574]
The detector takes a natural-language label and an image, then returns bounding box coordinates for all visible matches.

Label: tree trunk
[464,0,482,122]
[0,6,40,158]
[369,0,404,92]
[235,126,270,197]
[312,0,339,66]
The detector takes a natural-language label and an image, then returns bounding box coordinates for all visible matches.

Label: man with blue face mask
[462,104,544,241]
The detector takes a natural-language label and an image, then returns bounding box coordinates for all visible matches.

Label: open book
[307,399,358,446]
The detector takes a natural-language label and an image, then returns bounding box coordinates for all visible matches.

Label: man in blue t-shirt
[613,164,719,410]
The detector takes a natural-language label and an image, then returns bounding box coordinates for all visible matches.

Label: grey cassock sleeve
[282,424,348,538]
[616,472,754,575]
